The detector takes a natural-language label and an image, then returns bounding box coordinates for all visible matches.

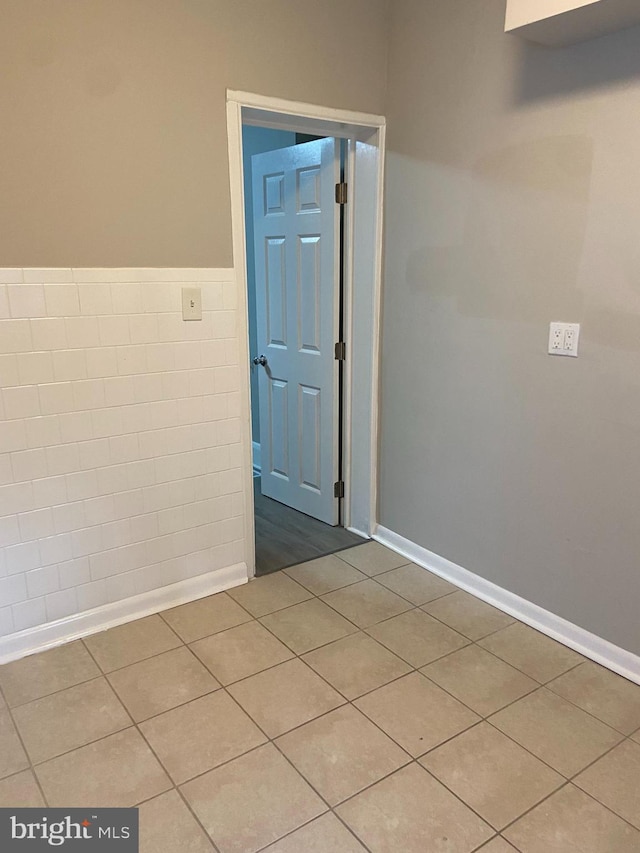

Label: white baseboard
[375,525,640,687]
[252,441,261,475]
[346,526,371,541]
[0,562,248,665]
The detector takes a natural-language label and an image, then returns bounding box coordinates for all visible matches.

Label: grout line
[472,637,584,688]
[111,683,221,728]
[141,732,269,794]
[233,606,503,839]
[81,621,186,676]
[330,811,376,853]
[2,551,639,850]
[253,610,412,704]
[158,682,339,850]
[289,567,640,837]
[1,671,103,713]
[496,747,640,840]
[175,785,223,853]
[544,668,640,738]
[417,599,518,643]
[280,571,370,596]
[130,786,177,810]
[418,660,540,720]
[133,718,222,853]
[470,836,503,852]
[494,680,631,740]
[562,779,640,836]
[25,724,139,770]
[1,693,50,807]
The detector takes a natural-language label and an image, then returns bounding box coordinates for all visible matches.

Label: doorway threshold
[254,480,366,576]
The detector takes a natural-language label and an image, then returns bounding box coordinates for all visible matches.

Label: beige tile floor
[0,542,639,852]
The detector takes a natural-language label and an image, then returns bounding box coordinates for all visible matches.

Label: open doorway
[227,91,386,581]
[242,126,364,574]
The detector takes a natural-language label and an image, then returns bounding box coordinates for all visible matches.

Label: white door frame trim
[226,90,386,577]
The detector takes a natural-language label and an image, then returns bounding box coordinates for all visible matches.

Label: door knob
[252,355,268,367]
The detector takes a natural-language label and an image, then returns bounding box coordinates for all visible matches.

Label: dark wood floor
[253,478,365,575]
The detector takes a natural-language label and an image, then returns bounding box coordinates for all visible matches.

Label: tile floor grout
[156,609,640,841]
[4,592,637,771]
[7,656,638,841]
[1,544,639,852]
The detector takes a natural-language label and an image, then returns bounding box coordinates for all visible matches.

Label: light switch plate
[182,287,202,321]
[549,322,580,357]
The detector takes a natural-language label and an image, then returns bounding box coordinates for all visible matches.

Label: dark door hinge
[335,182,348,205]
[334,480,345,499]
[334,341,346,361]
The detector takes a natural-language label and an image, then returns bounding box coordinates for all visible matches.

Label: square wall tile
[9,598,46,633]
[0,422,27,455]
[0,319,32,354]
[44,285,80,317]
[8,285,46,319]
[17,352,54,386]
[3,385,41,419]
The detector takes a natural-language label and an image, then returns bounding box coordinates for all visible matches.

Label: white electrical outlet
[548,322,580,357]
[182,287,202,321]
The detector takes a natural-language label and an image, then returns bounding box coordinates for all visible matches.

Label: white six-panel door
[252,138,340,525]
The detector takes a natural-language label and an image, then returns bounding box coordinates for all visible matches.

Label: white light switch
[548,322,580,357]
[182,287,202,321]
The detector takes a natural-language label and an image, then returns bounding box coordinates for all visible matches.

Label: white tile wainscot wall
[0,268,246,662]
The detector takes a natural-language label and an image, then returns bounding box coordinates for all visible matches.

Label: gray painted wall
[3,0,639,660]
[242,125,295,445]
[0,0,388,267]
[380,0,640,656]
